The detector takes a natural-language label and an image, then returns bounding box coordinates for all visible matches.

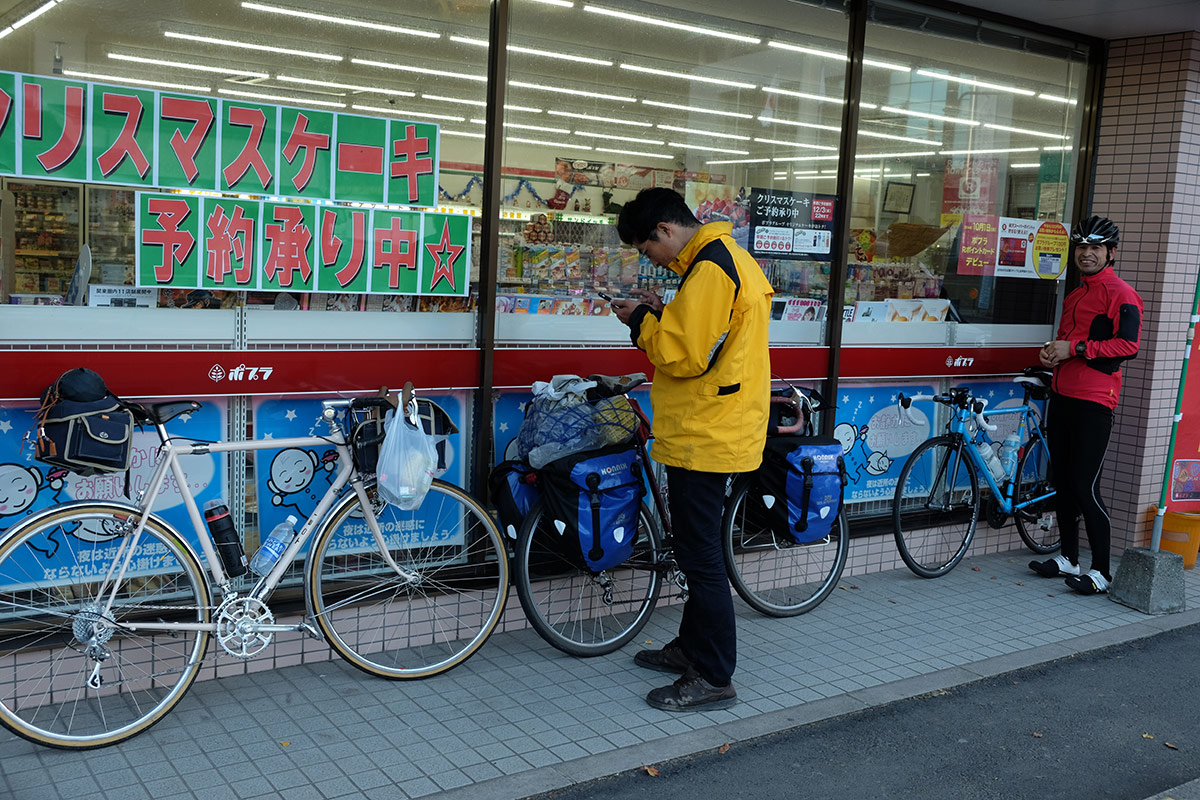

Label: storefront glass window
[499,0,849,347]
[844,1,1089,345]
[0,2,487,344]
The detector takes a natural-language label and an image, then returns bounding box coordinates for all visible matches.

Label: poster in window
[883,182,915,214]
[748,188,836,261]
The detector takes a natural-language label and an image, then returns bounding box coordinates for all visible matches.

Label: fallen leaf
[1165,742,1179,750]
[1032,732,1043,738]
[718,743,731,754]
[1016,582,1025,586]
[1048,593,1056,597]
[972,567,980,571]
[888,599,897,604]
[849,585,860,590]
[643,765,660,777]
[1143,733,1155,740]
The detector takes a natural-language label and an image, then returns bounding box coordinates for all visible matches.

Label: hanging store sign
[136,192,471,296]
[748,188,836,260]
[0,71,440,207]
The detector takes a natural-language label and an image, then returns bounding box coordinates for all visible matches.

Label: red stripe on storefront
[0,346,1043,400]
[336,143,385,175]
[0,350,480,400]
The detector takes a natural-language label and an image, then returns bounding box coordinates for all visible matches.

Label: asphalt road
[531,623,1200,800]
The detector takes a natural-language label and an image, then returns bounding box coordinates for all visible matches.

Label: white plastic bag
[376,409,437,510]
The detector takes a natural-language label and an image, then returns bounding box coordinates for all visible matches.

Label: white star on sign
[499,422,509,432]
[0,420,11,434]
[285,409,297,421]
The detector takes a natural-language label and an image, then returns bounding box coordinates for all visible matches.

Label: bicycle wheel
[1013,436,1061,554]
[893,436,979,578]
[308,480,508,679]
[0,502,211,749]
[722,475,849,617]
[514,499,663,657]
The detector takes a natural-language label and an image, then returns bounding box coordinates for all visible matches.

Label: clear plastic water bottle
[975,440,1005,480]
[999,432,1022,478]
[250,515,298,576]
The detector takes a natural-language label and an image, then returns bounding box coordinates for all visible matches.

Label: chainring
[984,495,1010,529]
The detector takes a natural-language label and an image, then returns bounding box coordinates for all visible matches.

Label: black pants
[666,466,736,687]
[1047,392,1114,578]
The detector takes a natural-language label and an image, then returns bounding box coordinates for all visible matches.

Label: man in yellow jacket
[612,188,773,711]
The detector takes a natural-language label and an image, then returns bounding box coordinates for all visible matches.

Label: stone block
[1109,547,1186,615]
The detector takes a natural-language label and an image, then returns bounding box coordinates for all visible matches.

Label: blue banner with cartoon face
[0,399,225,586]
[834,382,938,503]
[252,393,467,560]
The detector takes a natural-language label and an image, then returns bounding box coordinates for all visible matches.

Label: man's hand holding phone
[610,288,664,325]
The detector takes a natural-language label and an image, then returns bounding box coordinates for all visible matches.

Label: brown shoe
[633,638,693,675]
[646,669,737,712]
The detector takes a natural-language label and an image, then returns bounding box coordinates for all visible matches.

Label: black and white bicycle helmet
[1070,215,1119,247]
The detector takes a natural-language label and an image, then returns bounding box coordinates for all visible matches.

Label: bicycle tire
[722,475,849,617]
[514,499,663,657]
[0,502,211,749]
[893,435,979,578]
[307,480,508,679]
[1013,436,1061,554]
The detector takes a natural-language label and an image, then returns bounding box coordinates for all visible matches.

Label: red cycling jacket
[1052,265,1143,409]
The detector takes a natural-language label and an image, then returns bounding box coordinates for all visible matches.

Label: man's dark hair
[616,188,701,245]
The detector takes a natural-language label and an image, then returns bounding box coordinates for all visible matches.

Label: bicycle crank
[216,597,276,658]
[984,496,1010,530]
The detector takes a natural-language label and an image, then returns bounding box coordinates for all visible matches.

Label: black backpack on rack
[33,368,135,476]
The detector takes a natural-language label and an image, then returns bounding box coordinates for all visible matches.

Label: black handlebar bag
[34,368,135,476]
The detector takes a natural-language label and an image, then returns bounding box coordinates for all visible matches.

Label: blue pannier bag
[488,459,540,540]
[755,435,846,543]
[538,442,644,572]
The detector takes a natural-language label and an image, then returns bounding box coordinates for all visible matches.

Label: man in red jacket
[1030,215,1143,594]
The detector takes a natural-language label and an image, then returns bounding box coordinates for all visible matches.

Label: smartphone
[597,291,615,302]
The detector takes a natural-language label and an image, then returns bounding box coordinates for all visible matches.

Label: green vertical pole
[1149,275,1200,551]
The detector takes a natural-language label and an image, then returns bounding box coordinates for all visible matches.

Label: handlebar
[897,390,996,431]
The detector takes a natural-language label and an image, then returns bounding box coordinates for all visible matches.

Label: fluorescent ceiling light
[61,70,209,93]
[767,41,909,71]
[353,58,486,82]
[939,147,1040,155]
[657,124,749,142]
[1010,163,1040,168]
[753,138,836,150]
[859,130,942,145]
[1042,145,1072,151]
[576,130,665,145]
[351,104,464,121]
[220,88,346,107]
[450,35,613,66]
[425,94,487,106]
[529,0,574,6]
[641,99,752,120]
[481,121,570,134]
[11,0,56,30]
[916,173,930,177]
[620,64,756,90]
[880,105,978,126]
[983,122,1069,140]
[110,53,268,79]
[0,26,12,40]
[594,147,672,160]
[279,75,415,97]
[550,110,652,127]
[1039,93,1078,105]
[442,129,485,138]
[509,80,635,102]
[241,2,439,37]
[705,158,772,165]
[916,69,1036,97]
[759,116,840,133]
[165,31,342,61]
[508,136,591,149]
[505,104,543,113]
[584,5,761,44]
[668,142,749,155]
[765,87,843,105]
[855,150,936,159]
[792,170,820,175]
[772,154,839,163]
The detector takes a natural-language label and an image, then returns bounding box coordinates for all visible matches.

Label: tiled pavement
[2,549,1198,800]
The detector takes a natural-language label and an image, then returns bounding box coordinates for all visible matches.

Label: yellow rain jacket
[628,222,774,473]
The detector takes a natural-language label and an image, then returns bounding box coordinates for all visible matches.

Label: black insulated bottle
[203,499,248,578]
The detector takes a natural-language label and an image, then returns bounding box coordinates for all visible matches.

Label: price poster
[748,188,836,261]
[957,216,1069,280]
